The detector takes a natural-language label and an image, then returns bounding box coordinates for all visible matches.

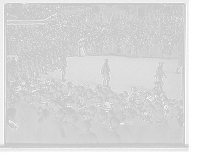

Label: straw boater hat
[103,101,112,110]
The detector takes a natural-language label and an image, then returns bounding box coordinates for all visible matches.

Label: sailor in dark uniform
[101,59,110,87]
[154,62,167,92]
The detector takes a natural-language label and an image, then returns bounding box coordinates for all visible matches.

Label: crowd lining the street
[6,3,184,144]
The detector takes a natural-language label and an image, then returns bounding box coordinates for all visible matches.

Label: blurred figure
[101,59,111,87]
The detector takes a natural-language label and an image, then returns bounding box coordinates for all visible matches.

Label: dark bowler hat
[8,89,15,95]
[65,97,75,106]
[19,90,26,98]
[56,90,64,96]
[74,88,81,97]
[114,96,120,103]
[154,110,165,121]
[67,114,79,124]
[26,94,33,102]
[107,110,116,119]
[81,120,91,132]
[55,110,66,119]
[48,99,56,108]
[116,111,126,122]
[95,96,103,104]
[89,106,97,116]
[56,100,64,109]
[97,109,108,121]
[46,92,54,99]
[87,89,93,97]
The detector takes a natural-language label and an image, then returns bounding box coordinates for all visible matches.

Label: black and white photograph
[2,1,189,150]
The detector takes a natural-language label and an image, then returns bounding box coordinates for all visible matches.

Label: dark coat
[84,99,95,108]
[117,125,133,143]
[133,121,152,143]
[101,63,110,75]
[51,119,66,143]
[125,122,139,139]
[64,124,82,143]
[76,116,89,130]
[98,128,121,143]
[15,100,27,123]
[148,120,170,143]
[168,117,183,143]
[91,121,108,137]
[77,131,98,144]
[19,104,38,143]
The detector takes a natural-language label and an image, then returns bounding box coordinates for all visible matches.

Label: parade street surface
[39,55,184,100]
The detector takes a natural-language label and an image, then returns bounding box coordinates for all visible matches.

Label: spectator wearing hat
[152,81,160,96]
[46,92,55,100]
[56,90,64,100]
[15,91,27,123]
[63,97,76,117]
[72,88,82,103]
[64,114,82,143]
[116,111,133,143]
[19,94,38,143]
[122,91,129,104]
[91,109,108,137]
[33,89,44,108]
[98,117,121,143]
[134,112,153,143]
[72,100,86,112]
[6,88,17,106]
[84,89,95,108]
[102,101,112,113]
[51,110,66,143]
[124,108,141,140]
[168,106,183,143]
[95,96,103,112]
[89,106,98,123]
[76,106,90,130]
[129,87,137,101]
[106,109,116,127]
[148,109,170,143]
[77,120,98,144]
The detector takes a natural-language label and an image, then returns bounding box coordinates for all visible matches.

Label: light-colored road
[39,55,183,100]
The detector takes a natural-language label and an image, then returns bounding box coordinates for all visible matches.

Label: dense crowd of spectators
[6,61,184,144]
[6,4,185,139]
[7,4,183,57]
[6,4,57,20]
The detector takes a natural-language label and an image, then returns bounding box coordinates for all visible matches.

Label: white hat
[103,101,112,109]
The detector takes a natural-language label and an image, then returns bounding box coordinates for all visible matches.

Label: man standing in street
[101,59,110,87]
[58,55,67,81]
[155,63,167,93]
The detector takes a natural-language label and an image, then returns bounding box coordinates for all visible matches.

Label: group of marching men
[6,59,184,133]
